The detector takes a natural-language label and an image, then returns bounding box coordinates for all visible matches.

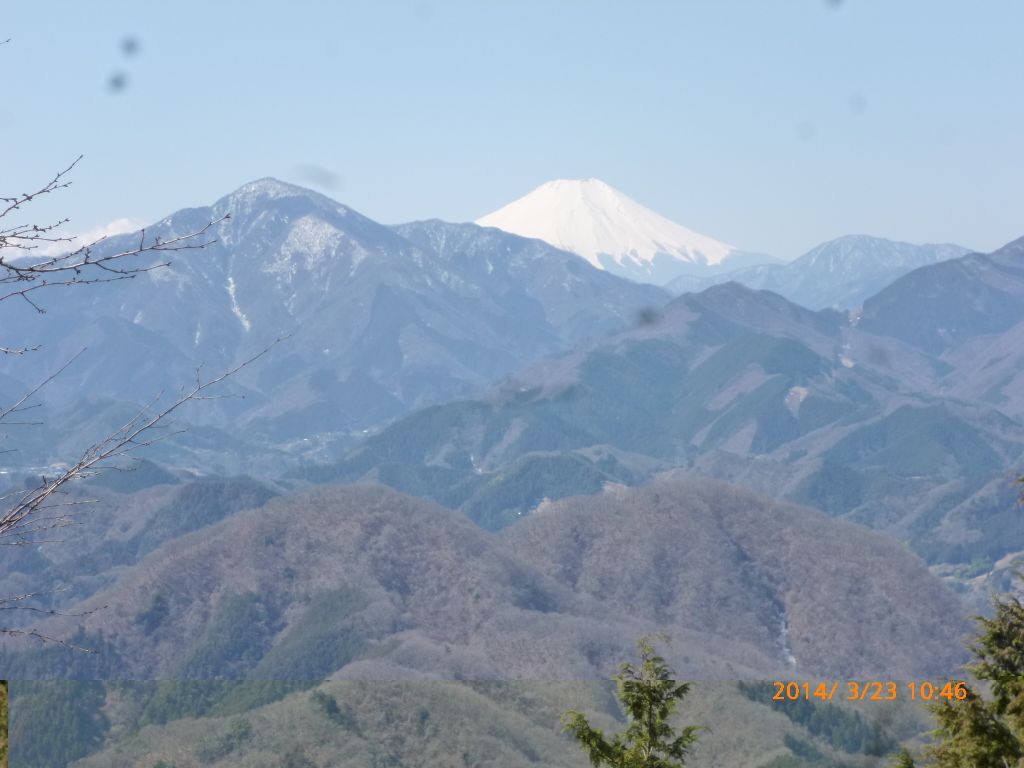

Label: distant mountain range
[475,180,971,306]
[476,179,777,285]
[3,180,1019,767]
[0,179,664,471]
[0,180,1018,568]
[307,241,1024,567]
[668,235,971,309]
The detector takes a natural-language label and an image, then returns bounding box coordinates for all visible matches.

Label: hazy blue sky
[4,0,1022,258]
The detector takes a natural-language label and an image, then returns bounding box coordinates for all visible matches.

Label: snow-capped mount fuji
[475,178,777,286]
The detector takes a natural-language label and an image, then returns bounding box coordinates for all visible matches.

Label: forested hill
[6,478,967,684]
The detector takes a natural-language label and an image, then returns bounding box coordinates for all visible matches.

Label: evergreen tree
[926,688,1020,768]
[890,747,916,767]
[922,590,1024,767]
[973,585,1024,723]
[561,635,703,767]
[896,478,1024,767]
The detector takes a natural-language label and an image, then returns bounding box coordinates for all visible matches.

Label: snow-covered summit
[475,179,774,285]
[214,178,350,218]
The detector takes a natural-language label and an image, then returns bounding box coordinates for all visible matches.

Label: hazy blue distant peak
[857,232,1024,355]
[794,235,970,273]
[667,234,972,310]
[989,233,1024,261]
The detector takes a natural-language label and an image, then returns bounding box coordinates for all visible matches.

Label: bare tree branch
[0,158,230,322]
[0,587,104,619]
[0,627,101,653]
[0,337,285,547]
[0,155,284,651]
[0,337,286,646]
[0,349,83,424]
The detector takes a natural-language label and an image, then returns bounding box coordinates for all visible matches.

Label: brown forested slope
[11,479,968,683]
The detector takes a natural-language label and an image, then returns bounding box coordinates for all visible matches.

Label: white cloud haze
[31,217,144,257]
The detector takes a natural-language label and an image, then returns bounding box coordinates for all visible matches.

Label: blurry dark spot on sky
[293,164,342,191]
[868,346,891,367]
[797,121,816,141]
[121,36,140,57]
[850,92,867,114]
[636,307,662,327]
[108,71,128,92]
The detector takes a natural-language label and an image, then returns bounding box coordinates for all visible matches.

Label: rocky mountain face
[668,235,970,310]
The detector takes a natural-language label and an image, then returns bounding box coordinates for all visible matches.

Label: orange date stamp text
[771,680,968,703]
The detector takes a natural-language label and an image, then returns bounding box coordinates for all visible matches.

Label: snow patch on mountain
[229,178,315,206]
[226,276,251,332]
[475,179,771,285]
[282,216,343,270]
[263,216,345,291]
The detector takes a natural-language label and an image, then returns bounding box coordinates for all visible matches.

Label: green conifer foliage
[898,478,1024,767]
[561,635,703,767]
[890,747,916,767]
[926,689,1020,768]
